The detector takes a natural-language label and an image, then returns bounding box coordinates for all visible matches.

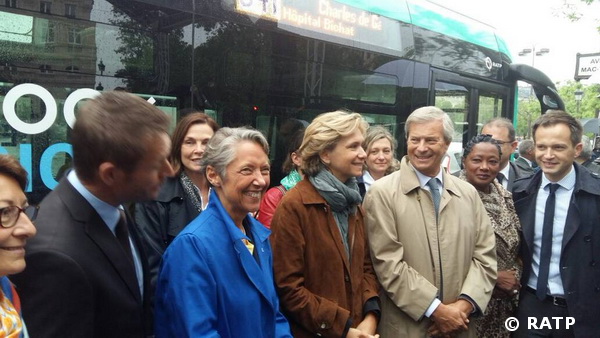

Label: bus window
[434,81,469,141]
[361,114,398,138]
[478,92,504,132]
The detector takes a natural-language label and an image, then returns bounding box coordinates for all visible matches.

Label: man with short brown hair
[513,110,600,337]
[13,91,175,338]
[482,117,530,191]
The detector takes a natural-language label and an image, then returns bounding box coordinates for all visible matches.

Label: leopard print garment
[460,172,522,338]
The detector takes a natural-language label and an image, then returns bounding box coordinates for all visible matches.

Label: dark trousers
[514,289,574,338]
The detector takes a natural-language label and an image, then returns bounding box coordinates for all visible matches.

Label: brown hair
[170,112,220,174]
[483,117,516,142]
[532,110,582,146]
[282,129,305,174]
[0,154,28,191]
[71,91,170,182]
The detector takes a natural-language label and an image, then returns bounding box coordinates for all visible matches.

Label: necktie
[496,172,506,185]
[115,210,134,263]
[536,183,559,300]
[427,178,441,217]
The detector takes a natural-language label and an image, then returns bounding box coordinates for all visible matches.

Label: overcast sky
[434,0,600,84]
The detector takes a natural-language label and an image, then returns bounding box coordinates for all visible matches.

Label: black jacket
[12,178,152,338]
[135,176,201,289]
[512,163,600,337]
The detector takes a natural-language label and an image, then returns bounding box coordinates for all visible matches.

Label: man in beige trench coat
[363,106,497,337]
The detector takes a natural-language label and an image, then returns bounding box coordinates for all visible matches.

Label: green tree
[557,81,600,119]
[517,98,541,138]
[562,0,600,33]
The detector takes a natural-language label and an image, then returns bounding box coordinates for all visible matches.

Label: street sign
[575,52,600,81]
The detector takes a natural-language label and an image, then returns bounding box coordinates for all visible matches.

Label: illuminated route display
[235,0,403,56]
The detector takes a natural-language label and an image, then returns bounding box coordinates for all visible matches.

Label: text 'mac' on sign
[575,52,600,81]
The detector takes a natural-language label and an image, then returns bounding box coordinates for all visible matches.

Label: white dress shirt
[528,166,576,296]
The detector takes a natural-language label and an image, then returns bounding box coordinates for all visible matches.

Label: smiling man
[364,106,497,337]
[481,117,530,191]
[12,91,175,338]
[512,110,600,337]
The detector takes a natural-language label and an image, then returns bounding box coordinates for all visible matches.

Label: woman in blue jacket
[154,127,292,338]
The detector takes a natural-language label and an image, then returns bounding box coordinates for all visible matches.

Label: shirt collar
[499,163,510,178]
[362,171,375,186]
[541,164,576,191]
[67,170,121,232]
[413,165,444,189]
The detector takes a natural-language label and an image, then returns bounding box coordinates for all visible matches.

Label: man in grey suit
[12,91,175,337]
[515,139,537,175]
[482,118,528,191]
[575,135,600,175]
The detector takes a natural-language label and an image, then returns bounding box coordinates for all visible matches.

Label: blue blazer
[155,190,292,338]
[512,163,600,337]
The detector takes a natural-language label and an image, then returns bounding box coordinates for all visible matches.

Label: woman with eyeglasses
[0,154,37,337]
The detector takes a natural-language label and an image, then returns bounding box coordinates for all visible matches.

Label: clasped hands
[347,313,380,338]
[427,299,472,337]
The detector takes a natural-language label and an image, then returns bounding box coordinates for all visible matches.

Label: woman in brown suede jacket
[271,111,380,338]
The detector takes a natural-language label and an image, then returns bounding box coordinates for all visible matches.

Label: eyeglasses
[481,134,513,145]
[0,205,39,228]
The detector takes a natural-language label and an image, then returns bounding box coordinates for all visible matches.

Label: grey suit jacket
[514,157,535,176]
[12,178,152,338]
[507,161,532,192]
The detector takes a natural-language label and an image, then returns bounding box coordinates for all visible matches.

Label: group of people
[0,90,597,338]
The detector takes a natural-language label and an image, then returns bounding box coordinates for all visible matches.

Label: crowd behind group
[0,91,598,338]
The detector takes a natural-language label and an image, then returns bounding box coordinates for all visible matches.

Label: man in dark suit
[575,135,600,175]
[482,118,528,191]
[12,91,175,338]
[515,139,537,175]
[512,111,600,337]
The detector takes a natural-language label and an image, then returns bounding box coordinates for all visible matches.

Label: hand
[428,303,469,336]
[427,323,452,338]
[495,269,521,297]
[447,299,473,316]
[356,313,378,335]
[347,328,380,338]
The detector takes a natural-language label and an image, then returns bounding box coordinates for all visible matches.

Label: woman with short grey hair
[155,127,292,337]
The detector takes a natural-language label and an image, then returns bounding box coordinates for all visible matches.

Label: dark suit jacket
[512,163,600,337]
[514,157,535,176]
[507,161,531,192]
[12,178,152,338]
[135,175,200,291]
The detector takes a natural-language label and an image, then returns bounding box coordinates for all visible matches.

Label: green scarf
[280,169,302,190]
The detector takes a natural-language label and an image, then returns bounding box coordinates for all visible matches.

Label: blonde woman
[271,111,380,338]
[358,126,400,197]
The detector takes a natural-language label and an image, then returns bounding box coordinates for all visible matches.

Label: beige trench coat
[363,157,497,337]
